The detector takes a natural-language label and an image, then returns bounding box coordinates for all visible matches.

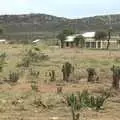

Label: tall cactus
[9,71,19,82]
[111,65,120,89]
[62,62,74,82]
[49,70,56,82]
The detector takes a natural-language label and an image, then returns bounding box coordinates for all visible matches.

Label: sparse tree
[107,27,112,50]
[95,31,107,41]
[57,29,74,48]
[117,40,120,49]
[95,31,108,49]
[0,28,3,35]
[57,33,65,48]
[74,35,85,48]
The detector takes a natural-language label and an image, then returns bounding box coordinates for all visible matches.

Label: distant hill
[0,13,120,32]
[0,13,120,40]
[0,14,68,33]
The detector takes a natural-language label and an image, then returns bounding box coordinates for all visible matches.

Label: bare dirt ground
[0,44,120,120]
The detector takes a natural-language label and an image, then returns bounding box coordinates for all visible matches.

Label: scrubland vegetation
[0,43,120,120]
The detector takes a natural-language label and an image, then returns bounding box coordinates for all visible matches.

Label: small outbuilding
[0,39,7,44]
[83,32,118,49]
[62,32,119,49]
[64,35,77,47]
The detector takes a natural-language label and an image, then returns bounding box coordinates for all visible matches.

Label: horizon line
[0,12,120,19]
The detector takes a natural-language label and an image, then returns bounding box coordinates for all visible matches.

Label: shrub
[57,86,63,94]
[0,65,3,72]
[0,52,7,72]
[17,48,49,68]
[33,47,41,51]
[33,94,58,109]
[29,68,40,78]
[9,71,19,82]
[87,68,99,82]
[33,97,47,108]
[27,49,48,62]
[31,82,38,92]
[0,53,7,61]
[20,57,30,67]
[62,62,74,82]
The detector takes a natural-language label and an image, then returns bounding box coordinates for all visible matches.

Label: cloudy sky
[0,0,120,18]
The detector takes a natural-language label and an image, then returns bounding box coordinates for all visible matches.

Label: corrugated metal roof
[82,32,95,38]
[0,39,6,42]
[64,35,76,42]
[64,32,95,42]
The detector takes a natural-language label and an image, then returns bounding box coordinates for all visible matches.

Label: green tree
[57,33,65,48]
[0,28,3,34]
[74,35,85,48]
[95,30,113,49]
[95,31,107,40]
[57,29,74,48]
[117,40,120,48]
[106,28,112,50]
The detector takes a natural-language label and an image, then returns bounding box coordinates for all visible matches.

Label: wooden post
[90,42,91,48]
[96,41,98,49]
[101,41,103,49]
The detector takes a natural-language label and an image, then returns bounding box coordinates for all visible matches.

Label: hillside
[0,14,68,33]
[0,13,120,32]
[0,13,120,40]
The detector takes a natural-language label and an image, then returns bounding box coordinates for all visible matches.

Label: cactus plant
[49,70,56,82]
[29,68,40,78]
[72,108,80,120]
[66,90,110,111]
[9,71,19,82]
[62,62,74,82]
[111,65,120,89]
[0,52,7,72]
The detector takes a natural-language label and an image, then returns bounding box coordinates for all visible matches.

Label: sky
[0,0,120,18]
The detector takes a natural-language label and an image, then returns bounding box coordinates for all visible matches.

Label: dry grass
[0,44,120,120]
